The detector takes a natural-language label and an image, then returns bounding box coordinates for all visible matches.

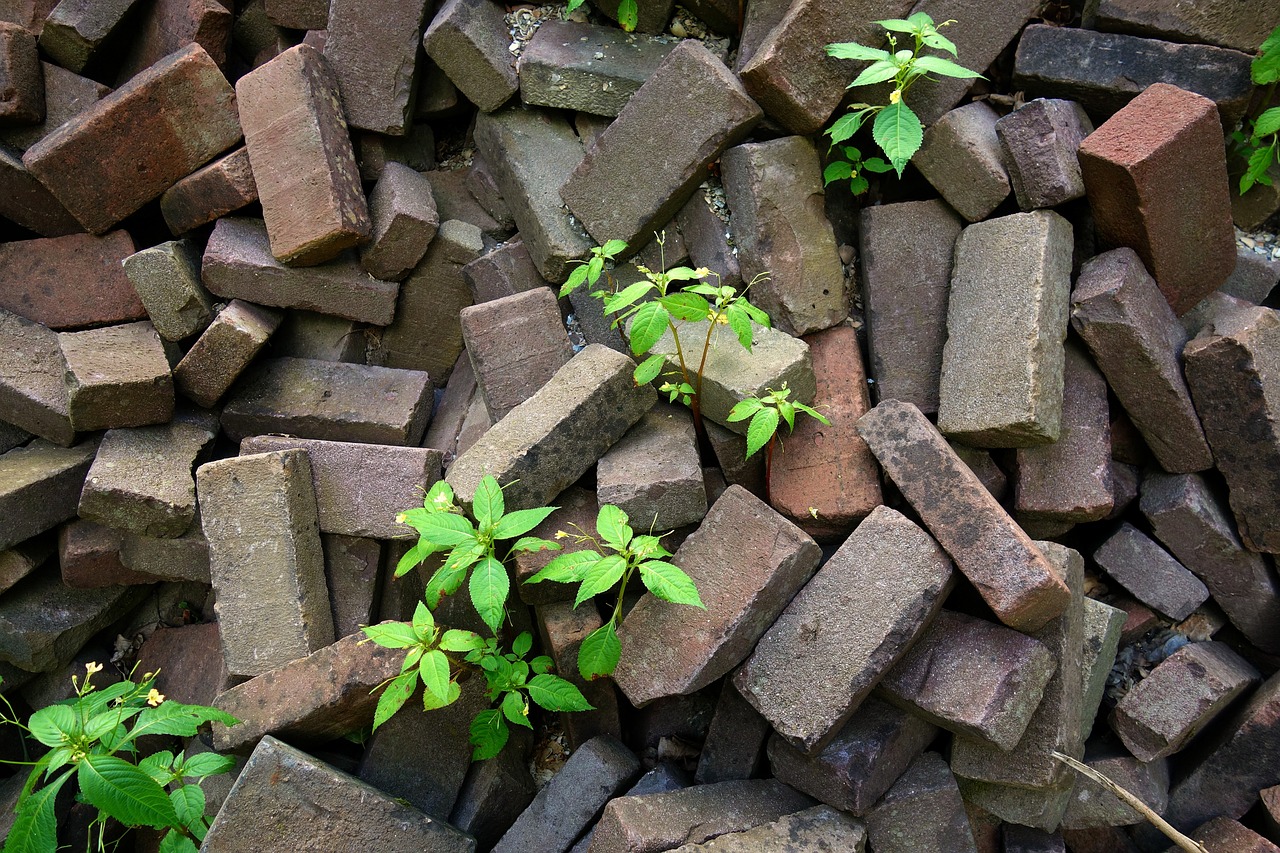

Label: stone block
[160,147,259,235]
[996,98,1093,210]
[938,210,1074,447]
[596,403,707,531]
[58,518,156,587]
[202,217,400,326]
[320,534,379,638]
[136,622,232,708]
[0,536,50,595]
[122,240,214,342]
[736,505,952,752]
[36,0,138,73]
[113,0,232,85]
[1085,0,1280,53]
[675,188,740,290]
[324,0,430,135]
[534,600,622,749]
[913,102,1011,223]
[462,240,548,304]
[0,308,73,445]
[695,679,771,784]
[0,62,108,152]
[0,22,41,125]
[449,732,537,850]
[447,343,655,511]
[173,299,283,408]
[270,310,366,364]
[0,145,81,236]
[423,167,506,239]
[1233,158,1280,231]
[355,122,438,179]
[78,419,214,538]
[668,805,866,853]
[513,485,593,605]
[1070,247,1213,473]
[856,400,1070,633]
[857,199,962,414]
[614,485,820,706]
[1221,247,1280,305]
[1079,598,1126,741]
[118,518,210,584]
[239,436,442,539]
[875,609,1057,751]
[0,569,144,671]
[1094,523,1209,620]
[0,230,143,331]
[57,323,171,430]
[236,44,370,266]
[423,0,517,112]
[361,162,439,282]
[23,43,240,235]
[1078,84,1236,316]
[423,351,477,466]
[1013,25,1254,124]
[197,449,333,677]
[1141,471,1280,654]
[867,752,978,853]
[202,736,475,851]
[1061,741,1168,829]
[1184,818,1280,853]
[221,357,433,446]
[768,696,938,816]
[263,0,326,29]
[1183,303,1280,552]
[460,287,573,422]
[561,40,761,253]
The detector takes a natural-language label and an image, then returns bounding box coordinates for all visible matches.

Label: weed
[1233,25,1280,195]
[727,383,829,500]
[564,0,638,32]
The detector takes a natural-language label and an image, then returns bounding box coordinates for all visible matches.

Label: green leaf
[363,622,420,649]
[407,512,476,548]
[727,398,764,422]
[873,100,923,177]
[373,671,416,731]
[658,292,710,321]
[629,534,670,560]
[633,353,666,385]
[574,554,627,607]
[412,601,435,641]
[525,550,602,584]
[439,629,485,653]
[849,175,870,194]
[512,632,533,657]
[1256,107,1280,139]
[423,479,456,509]
[921,32,957,55]
[78,754,179,829]
[825,42,891,61]
[128,702,238,741]
[159,832,200,853]
[823,160,854,185]
[603,280,654,314]
[601,239,628,257]
[139,751,177,786]
[179,752,234,780]
[795,402,832,425]
[664,266,705,281]
[469,555,510,634]
[911,55,982,79]
[473,476,504,529]
[493,506,558,540]
[4,767,73,853]
[526,674,594,712]
[27,705,74,749]
[422,680,461,710]
[470,709,510,761]
[639,561,704,607]
[596,504,632,551]
[725,303,754,351]
[1255,33,1280,84]
[746,407,780,458]
[826,110,870,144]
[587,255,604,285]
[876,17,916,32]
[617,0,637,31]
[627,301,670,357]
[578,622,621,680]
[850,59,900,87]
[1242,142,1277,195]
[418,649,452,704]
[863,157,893,173]
[87,707,141,740]
[510,536,560,554]
[560,264,588,297]
[738,298,770,328]
[169,785,205,836]
[394,538,436,578]
[501,690,532,728]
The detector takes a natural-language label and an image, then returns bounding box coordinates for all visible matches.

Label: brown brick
[513,485,593,606]
[136,622,232,708]
[160,147,258,235]
[0,230,143,331]
[0,22,42,125]
[0,438,97,551]
[0,62,107,153]
[361,162,439,282]
[534,600,622,750]
[322,0,430,135]
[173,299,282,408]
[115,0,232,83]
[58,322,174,432]
[58,518,155,588]
[0,147,81,236]
[1186,818,1280,853]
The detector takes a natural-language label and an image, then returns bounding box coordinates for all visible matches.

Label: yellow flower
[554,530,569,539]
[146,688,165,707]
[85,662,103,675]
[889,89,902,104]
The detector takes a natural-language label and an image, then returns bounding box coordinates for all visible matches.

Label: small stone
[1093,523,1209,621]
[173,299,283,408]
[912,102,1011,223]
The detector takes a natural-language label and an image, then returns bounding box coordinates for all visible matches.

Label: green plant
[564,0,638,32]
[821,144,894,196]
[823,13,983,189]
[0,664,240,853]
[1234,25,1280,195]
[727,383,830,500]
[524,504,703,680]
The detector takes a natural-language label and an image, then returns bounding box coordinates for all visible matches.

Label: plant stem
[668,322,703,433]
[763,437,774,504]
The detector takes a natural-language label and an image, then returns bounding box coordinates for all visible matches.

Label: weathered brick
[0,230,143,331]
[449,731,537,850]
[913,102,1011,223]
[361,162,439,282]
[561,40,761,253]
[173,299,282,408]
[237,44,371,265]
[0,22,41,125]
[518,20,673,117]
[856,400,1070,632]
[0,61,107,152]
[534,599,622,749]
[736,505,952,752]
[119,518,210,584]
[1221,247,1280,305]
[597,404,707,531]
[1003,826,1066,852]
[263,0,326,29]
[462,240,548,304]
[513,485,593,605]
[122,240,214,342]
[996,98,1093,211]
[0,146,81,236]
[1183,303,1280,553]
[1058,826,1141,852]
[423,167,505,239]
[422,0,517,113]
[0,570,144,671]
[36,0,138,73]
[447,343,655,511]
[318,534,379,638]
[23,43,240,234]
[1086,0,1280,53]
[463,152,516,231]
[197,449,333,677]
[324,0,430,135]
[0,309,72,446]
[1233,158,1280,232]
[1185,817,1280,853]
[938,210,1073,447]
[113,0,231,84]
[669,805,866,853]
[1071,247,1213,473]
[159,147,258,235]
[695,679,771,784]
[270,310,366,364]
[867,752,978,853]
[1061,741,1168,830]
[136,622,232,707]
[221,357,433,446]
[1079,598,1126,741]
[59,321,174,432]
[0,537,50,595]
[58,518,155,587]
[1094,522,1207,622]
[676,188,741,289]
[590,0,672,34]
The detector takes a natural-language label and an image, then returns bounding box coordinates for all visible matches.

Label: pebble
[1235,224,1280,261]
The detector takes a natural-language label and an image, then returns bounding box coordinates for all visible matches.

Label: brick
[136,621,232,707]
[857,199,962,414]
[202,736,475,851]
[118,518,209,583]
[324,0,430,135]
[1003,826,1066,852]
[122,240,214,342]
[1183,303,1280,553]
[518,20,673,117]
[361,162,439,282]
[1264,786,1280,843]
[1185,817,1280,853]
[23,43,240,234]
[58,321,173,431]
[447,343,655,511]
[460,288,572,422]
[561,40,761,253]
[1070,247,1213,473]
[856,400,1070,632]
[1079,598,1126,741]
[1140,471,1280,655]
[492,735,640,853]
[271,310,365,364]
[1233,158,1280,231]
[1013,343,1113,524]
[0,421,27,455]
[675,188,741,290]
[173,299,282,408]
[0,146,81,236]
[1221,247,1280,305]
[768,696,938,816]
[473,107,591,283]
[938,210,1074,447]
[449,732,537,850]
[1086,0,1280,53]
[0,536,50,595]
[424,351,477,466]
[160,147,258,235]
[1058,827,1140,853]
[1013,25,1254,123]
[876,610,1057,751]
[996,98,1093,211]
[668,805,866,853]
[597,404,707,531]
[462,240,548,304]
[237,44,370,266]
[373,219,484,380]
[0,571,144,671]
[738,0,912,135]
[913,102,1011,223]
[0,22,41,125]
[464,152,516,232]
[534,600,622,749]
[867,752,978,853]
[36,0,139,72]
[614,485,819,706]
[1061,742,1168,829]
[263,0,325,29]
[197,449,332,677]
[587,779,814,853]
[695,679,771,784]
[0,62,107,152]
[114,0,231,83]
[423,168,505,240]
[736,505,952,752]
[422,0,516,113]
[513,485,592,605]
[0,309,72,445]
[318,534,378,638]
[57,518,155,587]
[221,357,433,446]
[239,436,442,539]
[78,419,214,538]
[0,230,143,331]
[573,769,689,853]
[1096,524,1209,621]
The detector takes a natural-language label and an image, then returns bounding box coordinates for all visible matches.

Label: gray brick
[319,534,379,638]
[263,0,326,29]
[119,518,210,584]
[0,147,81,237]
[675,187,741,290]
[324,0,431,135]
[1079,598,1126,741]
[1061,741,1168,829]
[37,0,139,73]
[597,403,707,531]
[0,575,143,675]
[1094,523,1209,621]
[361,162,440,282]
[668,805,866,853]
[423,168,506,240]
[122,240,215,342]
[1221,246,1280,305]
[58,321,173,432]
[462,240,549,304]
[0,537,51,596]
[449,731,537,850]
[174,299,283,408]
[867,752,978,853]
[0,308,73,446]
[996,98,1093,211]
[1084,0,1280,53]
[423,0,517,112]
[58,518,155,588]
[912,102,1011,223]
[695,680,771,784]
[0,438,96,551]
[270,310,366,364]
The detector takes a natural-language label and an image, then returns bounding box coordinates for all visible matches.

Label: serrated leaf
[601,239,628,257]
[493,506,558,540]
[739,299,770,328]
[1242,142,1277,195]
[407,512,476,548]
[179,752,234,780]
[596,504,632,551]
[372,671,416,730]
[873,101,923,177]
[525,550,601,584]
[795,402,832,425]
[574,554,627,607]
[501,691,532,728]
[826,110,869,145]
[617,0,637,31]
[512,632,533,657]
[473,476,504,529]
[876,17,916,32]
[1255,41,1280,85]
[439,629,485,653]
[422,680,461,711]
[1255,107,1280,139]
[746,407,779,458]
[587,255,604,285]
[531,655,554,674]
[423,479,455,508]
[727,398,764,422]
[159,831,200,853]
[578,622,621,680]
[849,175,871,194]
[128,702,238,741]
[169,785,205,835]
[394,538,436,578]
[825,42,891,61]
[411,601,435,641]
[78,754,179,829]
[862,157,893,173]
[627,301,669,357]
[664,266,705,281]
[639,561,704,607]
[633,353,666,385]
[778,400,796,432]
[630,534,670,559]
[27,705,74,749]
[526,674,594,712]
[921,32,957,55]
[4,767,73,853]
[418,649,452,704]
[469,556,510,634]
[363,622,420,649]
[560,264,588,297]
[725,303,753,350]
[823,160,854,185]
[658,292,710,321]
[510,536,560,554]
[603,280,653,314]
[850,58,900,87]
[470,709,509,761]
[911,55,982,79]
[139,751,177,786]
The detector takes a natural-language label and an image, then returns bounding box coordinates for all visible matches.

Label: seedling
[1233,25,1280,195]
[564,0,638,32]
[727,383,830,501]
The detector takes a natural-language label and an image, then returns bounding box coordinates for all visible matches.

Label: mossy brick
[1078,83,1236,316]
[0,308,73,446]
[112,0,231,84]
[58,321,174,431]
[695,679,771,784]
[1079,598,1126,741]
[736,505,952,753]
[0,438,95,550]
[160,147,258,235]
[937,210,1074,447]
[0,230,143,331]
[361,162,440,282]
[324,0,430,135]
[597,403,707,531]
[58,518,155,588]
[1085,0,1280,53]
[856,401,1070,633]
[239,435,442,539]
[913,102,1011,223]
[1071,247,1213,473]
[1095,523,1209,621]
[422,0,517,113]
[447,343,655,512]
[118,518,210,584]
[0,62,108,152]
[173,299,282,408]
[867,753,978,853]
[1183,303,1280,553]
[122,240,214,342]
[202,736,475,852]
[996,98,1093,211]
[197,449,333,677]
[561,40,761,255]
[220,357,433,446]
[36,0,139,72]
[0,147,81,237]
[0,569,145,672]
[263,0,326,28]
[614,485,820,706]
[0,22,42,125]
[534,599,622,750]
[1061,741,1168,830]
[22,43,240,234]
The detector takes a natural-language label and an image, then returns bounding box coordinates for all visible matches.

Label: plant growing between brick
[1232,24,1280,195]
[564,0,638,32]
[0,665,240,853]
[728,382,830,501]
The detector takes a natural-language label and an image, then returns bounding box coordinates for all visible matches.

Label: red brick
[0,22,42,125]
[136,622,232,707]
[323,0,430,135]
[159,147,257,235]
[1187,817,1280,853]
[535,600,622,750]
[0,231,143,330]
[22,43,240,235]
[115,0,232,84]
[1078,83,1236,315]
[0,147,81,236]
[58,518,155,588]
